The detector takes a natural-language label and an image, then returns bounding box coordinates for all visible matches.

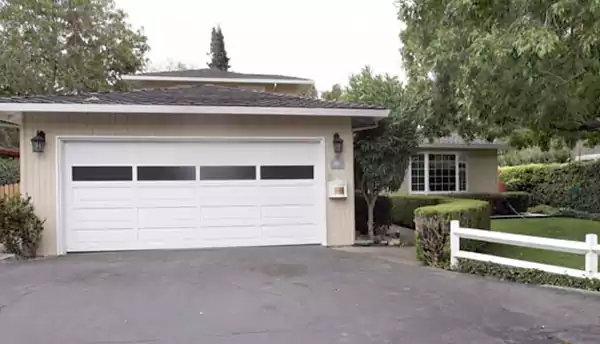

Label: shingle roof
[0,84,384,110]
[134,68,311,82]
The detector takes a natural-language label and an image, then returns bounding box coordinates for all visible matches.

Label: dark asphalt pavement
[0,246,598,344]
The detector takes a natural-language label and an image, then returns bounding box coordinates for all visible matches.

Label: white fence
[450,220,600,279]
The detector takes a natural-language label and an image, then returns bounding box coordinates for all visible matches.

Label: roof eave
[122,75,315,85]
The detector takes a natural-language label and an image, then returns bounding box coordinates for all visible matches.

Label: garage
[62,139,326,252]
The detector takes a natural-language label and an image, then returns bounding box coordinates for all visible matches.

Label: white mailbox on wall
[328,180,347,199]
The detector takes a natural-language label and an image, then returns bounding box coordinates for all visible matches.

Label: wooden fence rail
[0,183,19,198]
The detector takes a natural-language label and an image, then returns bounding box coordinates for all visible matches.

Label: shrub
[0,158,19,185]
[390,194,444,228]
[0,195,44,258]
[456,259,600,291]
[355,192,392,236]
[414,198,490,267]
[500,161,600,212]
[452,192,530,215]
[499,147,572,166]
[527,204,559,215]
[556,208,600,222]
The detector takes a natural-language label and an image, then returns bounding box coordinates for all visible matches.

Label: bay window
[410,153,467,193]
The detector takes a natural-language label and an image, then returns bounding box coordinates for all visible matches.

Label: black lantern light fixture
[333,133,344,154]
[31,130,46,153]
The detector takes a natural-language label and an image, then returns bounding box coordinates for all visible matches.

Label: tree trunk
[366,196,377,241]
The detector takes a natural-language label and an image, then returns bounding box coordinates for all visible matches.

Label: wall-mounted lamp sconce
[333,133,344,154]
[31,130,46,153]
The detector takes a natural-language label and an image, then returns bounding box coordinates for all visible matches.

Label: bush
[0,158,19,185]
[452,192,530,215]
[527,204,560,215]
[414,198,491,267]
[499,147,572,166]
[355,192,392,236]
[456,259,600,291]
[390,194,444,228]
[500,161,600,213]
[0,196,44,258]
[556,208,600,222]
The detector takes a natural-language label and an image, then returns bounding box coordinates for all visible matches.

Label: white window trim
[409,151,468,194]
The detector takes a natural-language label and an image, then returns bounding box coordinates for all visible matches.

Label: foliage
[527,204,560,215]
[456,259,600,292]
[347,67,420,240]
[0,0,149,96]
[486,218,600,270]
[555,208,600,222]
[207,25,230,71]
[390,194,445,228]
[499,147,572,166]
[0,196,44,258]
[397,0,600,148]
[0,158,19,185]
[452,192,530,215]
[0,127,18,149]
[500,161,600,212]
[414,198,490,267]
[354,193,392,236]
[299,84,318,98]
[321,84,343,101]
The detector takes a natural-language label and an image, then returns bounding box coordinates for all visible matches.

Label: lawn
[483,217,600,270]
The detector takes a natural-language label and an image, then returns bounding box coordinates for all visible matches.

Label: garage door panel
[69,229,137,245]
[262,224,318,240]
[261,205,315,225]
[138,228,201,242]
[199,185,260,206]
[138,207,198,229]
[70,208,135,230]
[72,187,134,207]
[136,186,197,207]
[260,185,315,205]
[202,225,262,239]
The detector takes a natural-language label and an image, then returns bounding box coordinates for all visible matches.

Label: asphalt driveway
[0,246,599,344]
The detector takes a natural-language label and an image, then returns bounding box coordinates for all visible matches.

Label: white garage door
[62,139,325,252]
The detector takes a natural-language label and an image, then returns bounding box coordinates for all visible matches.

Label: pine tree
[207,26,230,71]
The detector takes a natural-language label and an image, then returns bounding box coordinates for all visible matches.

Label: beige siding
[21,113,355,255]
[130,80,303,95]
[397,148,499,194]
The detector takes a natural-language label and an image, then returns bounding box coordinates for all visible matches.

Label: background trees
[207,25,230,71]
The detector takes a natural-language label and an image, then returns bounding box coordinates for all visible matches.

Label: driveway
[0,246,598,344]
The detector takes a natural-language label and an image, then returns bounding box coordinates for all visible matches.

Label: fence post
[585,234,598,278]
[450,220,460,269]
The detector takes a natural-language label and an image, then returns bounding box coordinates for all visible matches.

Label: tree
[398,0,600,148]
[0,0,149,96]
[207,25,230,71]
[346,67,420,240]
[299,84,318,98]
[321,84,343,101]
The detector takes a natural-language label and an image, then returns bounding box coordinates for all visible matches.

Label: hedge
[414,198,491,267]
[500,160,600,213]
[354,192,392,236]
[0,158,19,185]
[456,259,600,292]
[390,194,445,228]
[451,192,530,215]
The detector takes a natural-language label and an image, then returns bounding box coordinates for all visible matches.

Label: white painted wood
[62,139,326,252]
[450,221,600,279]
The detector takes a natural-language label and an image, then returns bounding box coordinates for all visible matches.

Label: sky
[114,0,405,91]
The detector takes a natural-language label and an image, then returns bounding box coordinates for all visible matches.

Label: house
[397,135,506,194]
[0,69,388,256]
[0,147,18,159]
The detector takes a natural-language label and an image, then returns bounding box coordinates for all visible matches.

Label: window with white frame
[410,153,467,193]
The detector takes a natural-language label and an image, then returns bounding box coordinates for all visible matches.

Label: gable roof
[123,69,314,85]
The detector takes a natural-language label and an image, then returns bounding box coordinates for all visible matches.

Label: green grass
[483,218,600,270]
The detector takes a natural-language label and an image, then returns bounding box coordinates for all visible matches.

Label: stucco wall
[21,113,355,255]
[397,148,499,194]
[129,80,303,95]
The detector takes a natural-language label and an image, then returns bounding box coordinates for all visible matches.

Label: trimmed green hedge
[456,259,600,291]
[0,158,19,185]
[354,193,392,235]
[500,161,600,213]
[414,198,491,267]
[390,194,445,228]
[452,192,530,215]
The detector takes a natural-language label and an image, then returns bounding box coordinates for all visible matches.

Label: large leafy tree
[321,84,343,101]
[0,0,149,96]
[207,25,230,71]
[398,0,600,148]
[346,67,420,240]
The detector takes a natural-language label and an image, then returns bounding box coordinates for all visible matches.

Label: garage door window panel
[260,166,314,180]
[137,166,196,181]
[200,166,256,180]
[72,166,133,182]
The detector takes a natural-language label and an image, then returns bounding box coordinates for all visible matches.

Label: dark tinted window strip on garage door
[72,166,133,181]
[260,166,314,180]
[200,166,256,180]
[137,166,196,181]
